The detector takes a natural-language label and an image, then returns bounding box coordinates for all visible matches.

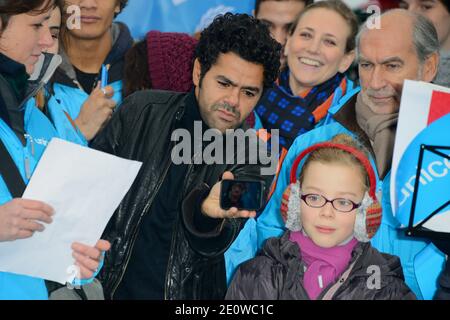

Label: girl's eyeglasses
[300,193,361,213]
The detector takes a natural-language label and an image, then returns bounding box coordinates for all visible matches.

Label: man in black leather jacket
[91,13,281,300]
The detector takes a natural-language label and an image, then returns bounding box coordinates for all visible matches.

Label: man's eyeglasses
[300,193,361,213]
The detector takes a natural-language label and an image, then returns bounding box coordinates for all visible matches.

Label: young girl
[226,134,415,300]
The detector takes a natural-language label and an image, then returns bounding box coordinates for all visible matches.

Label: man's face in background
[63,0,120,40]
[255,0,306,69]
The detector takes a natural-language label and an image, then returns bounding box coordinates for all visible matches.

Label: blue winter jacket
[50,23,133,120]
[0,54,88,300]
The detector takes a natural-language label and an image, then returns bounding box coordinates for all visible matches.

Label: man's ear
[338,50,356,74]
[192,58,201,87]
[422,52,439,82]
[252,9,256,18]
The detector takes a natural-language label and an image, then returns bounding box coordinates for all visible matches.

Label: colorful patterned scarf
[256,69,345,149]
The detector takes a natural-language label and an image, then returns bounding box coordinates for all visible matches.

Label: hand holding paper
[72,240,111,279]
[0,199,54,242]
[0,138,142,284]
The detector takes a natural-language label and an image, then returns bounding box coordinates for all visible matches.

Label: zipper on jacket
[110,153,173,299]
[164,215,181,300]
[319,251,362,300]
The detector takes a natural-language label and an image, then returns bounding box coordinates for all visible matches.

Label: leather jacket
[92,89,274,299]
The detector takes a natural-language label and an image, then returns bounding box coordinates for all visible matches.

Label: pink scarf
[289,231,358,300]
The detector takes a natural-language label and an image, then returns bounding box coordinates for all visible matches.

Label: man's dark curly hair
[195,13,281,88]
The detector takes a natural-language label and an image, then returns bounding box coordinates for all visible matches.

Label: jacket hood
[26,53,62,97]
[0,52,61,145]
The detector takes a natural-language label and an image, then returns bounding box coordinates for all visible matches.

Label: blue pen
[100,64,108,88]
[101,64,115,112]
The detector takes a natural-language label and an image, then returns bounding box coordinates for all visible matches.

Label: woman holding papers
[0,0,110,300]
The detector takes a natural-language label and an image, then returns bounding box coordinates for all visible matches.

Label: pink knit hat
[146,30,198,93]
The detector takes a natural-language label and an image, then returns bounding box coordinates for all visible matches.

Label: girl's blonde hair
[299,134,370,190]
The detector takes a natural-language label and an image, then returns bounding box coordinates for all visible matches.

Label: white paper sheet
[0,138,142,284]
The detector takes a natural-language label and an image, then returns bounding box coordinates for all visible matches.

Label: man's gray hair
[356,10,439,64]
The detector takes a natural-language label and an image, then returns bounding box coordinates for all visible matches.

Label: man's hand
[71,240,111,279]
[74,83,116,141]
[0,199,54,242]
[200,171,257,219]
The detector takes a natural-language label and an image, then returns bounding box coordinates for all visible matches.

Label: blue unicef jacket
[50,23,133,120]
[225,86,446,300]
[0,54,88,300]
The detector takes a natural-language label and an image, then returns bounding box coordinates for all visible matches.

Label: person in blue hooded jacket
[49,0,132,141]
[0,0,110,300]
[226,9,445,300]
